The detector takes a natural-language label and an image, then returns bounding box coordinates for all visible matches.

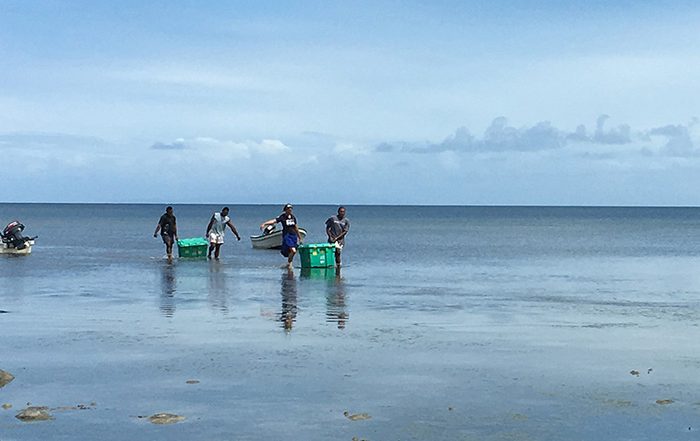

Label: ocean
[2,204,700,440]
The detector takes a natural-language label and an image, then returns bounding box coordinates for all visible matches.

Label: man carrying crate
[205,207,241,260]
[326,206,350,268]
[153,206,178,262]
[261,203,302,268]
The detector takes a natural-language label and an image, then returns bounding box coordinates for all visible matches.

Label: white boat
[1,239,34,255]
[250,227,307,249]
[1,221,36,255]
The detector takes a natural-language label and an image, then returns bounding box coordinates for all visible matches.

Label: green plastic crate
[300,267,338,280]
[177,237,209,258]
[298,243,336,268]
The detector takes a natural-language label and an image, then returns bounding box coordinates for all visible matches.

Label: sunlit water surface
[2,204,700,440]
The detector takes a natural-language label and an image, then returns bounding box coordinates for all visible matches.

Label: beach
[2,204,700,440]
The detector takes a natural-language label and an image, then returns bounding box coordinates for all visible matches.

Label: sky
[1,0,700,205]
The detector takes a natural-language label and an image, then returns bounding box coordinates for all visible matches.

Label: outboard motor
[2,221,33,250]
[263,224,276,236]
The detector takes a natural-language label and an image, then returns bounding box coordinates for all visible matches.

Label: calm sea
[2,204,700,440]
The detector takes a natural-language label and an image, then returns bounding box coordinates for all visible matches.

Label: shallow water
[2,204,700,440]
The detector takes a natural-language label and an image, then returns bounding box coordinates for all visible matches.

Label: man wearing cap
[261,204,302,268]
[206,206,241,260]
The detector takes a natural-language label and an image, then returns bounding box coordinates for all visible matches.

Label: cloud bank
[2,116,700,205]
[376,115,699,157]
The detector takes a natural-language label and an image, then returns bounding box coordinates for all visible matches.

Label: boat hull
[1,240,34,255]
[250,229,307,249]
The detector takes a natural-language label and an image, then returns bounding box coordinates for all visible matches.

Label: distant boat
[1,239,34,255]
[250,227,307,249]
[1,221,36,255]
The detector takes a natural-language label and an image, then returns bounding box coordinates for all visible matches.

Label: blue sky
[1,0,700,204]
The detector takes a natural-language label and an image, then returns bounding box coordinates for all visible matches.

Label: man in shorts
[261,203,302,268]
[326,206,350,268]
[154,206,178,262]
[205,206,241,260]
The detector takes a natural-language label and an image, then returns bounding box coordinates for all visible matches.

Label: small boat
[1,239,34,255]
[1,221,37,255]
[250,226,307,249]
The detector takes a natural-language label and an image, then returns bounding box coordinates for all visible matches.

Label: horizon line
[2,201,700,209]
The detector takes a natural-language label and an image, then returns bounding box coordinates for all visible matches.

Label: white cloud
[647,120,699,157]
[377,116,699,158]
[333,142,370,156]
[149,137,293,162]
[151,139,187,150]
[2,117,700,204]
[256,139,290,154]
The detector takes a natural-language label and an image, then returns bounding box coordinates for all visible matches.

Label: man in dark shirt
[154,206,178,262]
[261,203,302,268]
[326,206,350,268]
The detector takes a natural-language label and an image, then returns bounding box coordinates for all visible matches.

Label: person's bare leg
[214,244,221,260]
[287,247,296,267]
[335,249,341,268]
[165,236,174,263]
[208,244,215,259]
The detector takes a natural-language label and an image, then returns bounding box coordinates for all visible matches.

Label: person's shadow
[279,268,298,332]
[159,262,177,317]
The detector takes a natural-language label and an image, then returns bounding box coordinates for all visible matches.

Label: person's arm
[206,216,215,236]
[260,218,277,230]
[153,223,161,238]
[295,224,303,244]
[334,230,347,243]
[325,219,334,242]
[227,220,241,241]
[335,221,349,242]
[173,220,178,241]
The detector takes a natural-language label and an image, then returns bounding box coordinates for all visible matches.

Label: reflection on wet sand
[326,268,348,329]
[159,262,176,317]
[207,262,229,314]
[279,268,298,332]
[300,267,349,329]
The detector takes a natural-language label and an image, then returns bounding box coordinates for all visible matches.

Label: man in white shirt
[205,206,241,260]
